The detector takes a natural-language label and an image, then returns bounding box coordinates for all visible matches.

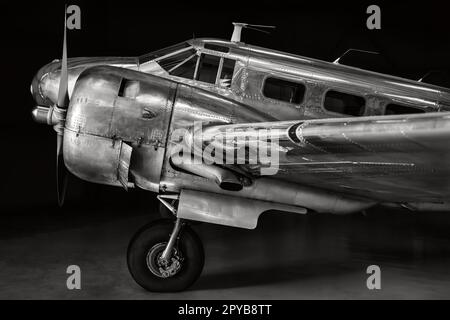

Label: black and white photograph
[2,0,450,306]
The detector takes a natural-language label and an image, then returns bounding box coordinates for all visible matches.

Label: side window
[324,90,365,116]
[158,49,198,80]
[385,103,425,115]
[263,77,305,104]
[196,54,221,84]
[219,58,236,88]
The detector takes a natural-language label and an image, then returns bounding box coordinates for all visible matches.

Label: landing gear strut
[127,198,204,292]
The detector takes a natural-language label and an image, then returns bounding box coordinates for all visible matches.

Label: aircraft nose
[31,59,63,106]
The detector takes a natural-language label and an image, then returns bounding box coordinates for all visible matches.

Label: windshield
[139,42,191,64]
[138,41,236,87]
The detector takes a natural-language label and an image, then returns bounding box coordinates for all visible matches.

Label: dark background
[1,0,450,299]
[2,0,450,215]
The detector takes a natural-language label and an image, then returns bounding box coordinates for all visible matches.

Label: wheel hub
[146,243,182,278]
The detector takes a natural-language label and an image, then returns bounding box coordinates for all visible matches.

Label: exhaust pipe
[171,155,243,191]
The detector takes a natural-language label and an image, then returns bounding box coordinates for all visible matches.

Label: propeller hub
[31,105,65,127]
[52,105,67,135]
[31,106,51,124]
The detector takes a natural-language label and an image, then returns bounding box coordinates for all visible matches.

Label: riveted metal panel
[110,79,176,146]
[63,129,125,187]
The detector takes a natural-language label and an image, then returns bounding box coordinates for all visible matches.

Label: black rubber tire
[127,219,204,292]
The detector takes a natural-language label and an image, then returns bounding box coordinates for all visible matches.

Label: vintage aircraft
[31,21,450,292]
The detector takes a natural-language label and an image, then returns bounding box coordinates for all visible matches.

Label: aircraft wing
[191,112,450,203]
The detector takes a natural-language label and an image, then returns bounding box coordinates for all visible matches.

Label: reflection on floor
[1,203,450,299]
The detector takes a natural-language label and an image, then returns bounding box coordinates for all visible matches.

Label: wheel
[127,219,205,292]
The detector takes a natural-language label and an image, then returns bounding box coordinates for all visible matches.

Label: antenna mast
[231,22,276,42]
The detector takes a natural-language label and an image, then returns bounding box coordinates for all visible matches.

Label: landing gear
[159,201,176,220]
[127,218,204,292]
[158,194,177,219]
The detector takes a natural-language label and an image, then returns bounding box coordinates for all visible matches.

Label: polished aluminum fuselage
[33,38,450,118]
[31,38,450,221]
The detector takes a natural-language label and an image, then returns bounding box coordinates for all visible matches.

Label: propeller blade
[57,7,69,109]
[56,134,68,207]
[55,7,69,207]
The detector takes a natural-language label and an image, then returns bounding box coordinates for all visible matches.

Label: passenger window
[385,104,425,115]
[219,58,236,88]
[196,54,221,84]
[263,77,305,104]
[324,90,365,116]
[158,49,198,80]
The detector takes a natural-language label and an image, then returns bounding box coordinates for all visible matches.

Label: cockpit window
[158,48,198,79]
[196,54,221,84]
[220,58,236,88]
[139,42,191,64]
[140,42,237,86]
[194,54,236,87]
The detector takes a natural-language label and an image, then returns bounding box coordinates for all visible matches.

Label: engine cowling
[63,66,176,191]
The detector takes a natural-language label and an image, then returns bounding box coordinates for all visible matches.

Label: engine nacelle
[63,66,176,191]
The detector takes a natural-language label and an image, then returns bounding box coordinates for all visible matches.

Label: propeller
[55,7,70,206]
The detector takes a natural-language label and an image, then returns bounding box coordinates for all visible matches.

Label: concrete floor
[1,205,450,299]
